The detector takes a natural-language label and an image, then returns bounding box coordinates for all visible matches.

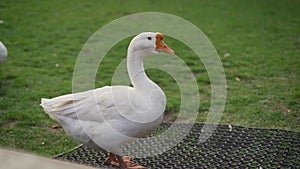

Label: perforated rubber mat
[53,123,300,168]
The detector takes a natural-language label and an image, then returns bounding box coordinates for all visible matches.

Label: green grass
[0,0,299,157]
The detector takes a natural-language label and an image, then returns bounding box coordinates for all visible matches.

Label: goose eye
[147,37,152,40]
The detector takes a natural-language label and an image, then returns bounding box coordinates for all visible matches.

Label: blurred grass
[0,0,299,156]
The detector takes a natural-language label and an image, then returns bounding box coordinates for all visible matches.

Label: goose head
[127,32,174,57]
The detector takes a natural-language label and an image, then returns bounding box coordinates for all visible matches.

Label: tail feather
[40,88,109,124]
[40,90,94,122]
[40,98,61,122]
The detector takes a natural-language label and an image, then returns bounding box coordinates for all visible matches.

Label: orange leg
[105,152,147,169]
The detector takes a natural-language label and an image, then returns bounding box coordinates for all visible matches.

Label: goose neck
[127,55,156,91]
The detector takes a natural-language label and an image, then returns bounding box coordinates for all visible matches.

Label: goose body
[0,41,7,63]
[41,32,174,168]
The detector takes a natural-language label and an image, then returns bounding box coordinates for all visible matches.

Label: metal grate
[53,123,300,168]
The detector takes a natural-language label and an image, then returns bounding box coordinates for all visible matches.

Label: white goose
[41,32,174,169]
[0,41,7,63]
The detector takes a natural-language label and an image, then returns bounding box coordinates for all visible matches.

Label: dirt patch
[274,102,291,115]
[163,112,193,123]
[3,119,17,128]
[163,112,178,122]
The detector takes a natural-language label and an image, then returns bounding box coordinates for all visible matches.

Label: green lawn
[0,0,299,157]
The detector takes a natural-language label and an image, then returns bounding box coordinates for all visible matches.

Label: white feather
[0,41,7,63]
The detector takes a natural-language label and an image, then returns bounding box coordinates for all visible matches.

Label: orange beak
[155,33,174,55]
